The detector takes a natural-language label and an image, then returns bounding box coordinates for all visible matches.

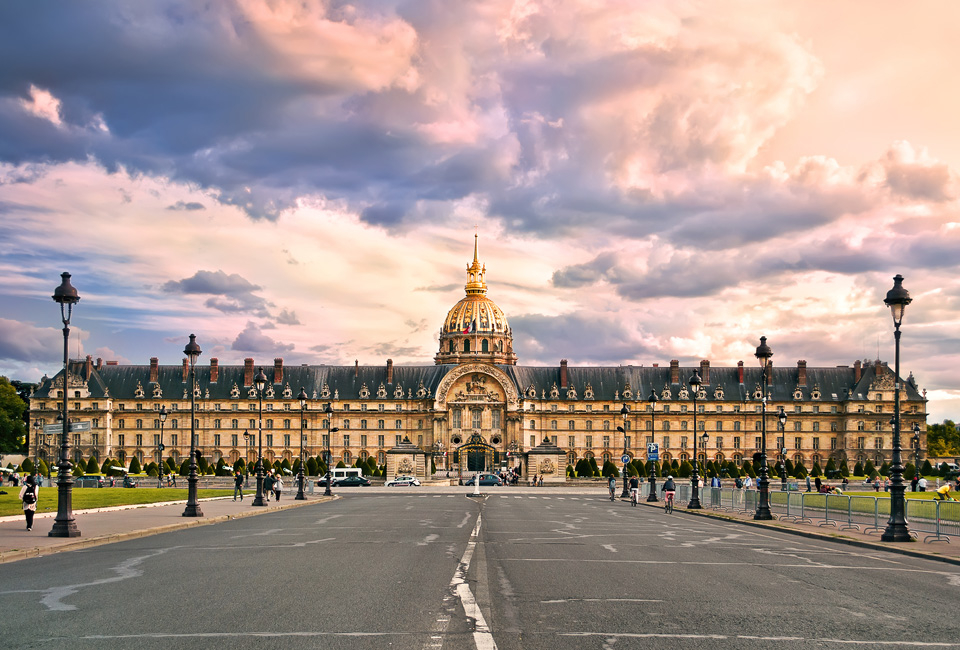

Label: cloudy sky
[1,1,959,421]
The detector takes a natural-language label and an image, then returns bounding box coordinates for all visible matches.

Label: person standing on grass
[19,474,38,531]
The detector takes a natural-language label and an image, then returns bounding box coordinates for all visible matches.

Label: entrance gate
[455,433,500,478]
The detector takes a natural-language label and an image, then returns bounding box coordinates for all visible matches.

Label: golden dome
[441,235,510,336]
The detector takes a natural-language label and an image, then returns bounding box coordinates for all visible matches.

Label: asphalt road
[1,489,958,649]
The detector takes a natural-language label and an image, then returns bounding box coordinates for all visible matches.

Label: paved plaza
[1,487,959,649]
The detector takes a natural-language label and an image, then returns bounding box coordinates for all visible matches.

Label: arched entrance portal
[456,433,500,477]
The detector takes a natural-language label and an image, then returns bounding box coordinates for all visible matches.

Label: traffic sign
[647,443,659,461]
[620,454,631,464]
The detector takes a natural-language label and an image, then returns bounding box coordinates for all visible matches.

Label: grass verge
[0,488,237,517]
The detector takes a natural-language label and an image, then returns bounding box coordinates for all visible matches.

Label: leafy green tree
[0,377,27,453]
[235,458,246,473]
[879,461,890,477]
[926,420,960,457]
[793,463,807,478]
[336,460,346,469]
[811,462,822,477]
[853,461,864,476]
[678,460,693,478]
[863,460,876,477]
[625,462,639,477]
[73,460,85,477]
[179,459,190,476]
[38,458,50,477]
[281,458,292,472]
[20,458,34,474]
[921,460,934,476]
[566,464,575,478]
[784,458,795,476]
[145,462,158,477]
[575,458,591,477]
[128,457,141,474]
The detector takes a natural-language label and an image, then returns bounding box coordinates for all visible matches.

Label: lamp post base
[252,474,266,506]
[49,520,81,537]
[182,504,204,517]
[689,480,702,509]
[881,484,912,542]
[647,474,658,502]
[182,474,203,517]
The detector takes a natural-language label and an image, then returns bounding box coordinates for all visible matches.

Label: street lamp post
[32,420,41,484]
[243,431,252,487]
[913,423,922,486]
[323,403,338,496]
[688,372,703,509]
[778,407,788,491]
[754,336,774,520]
[882,274,913,542]
[620,403,631,498]
[647,389,659,502]
[182,335,203,518]
[296,387,307,500]
[50,272,81,538]
[252,369,268,506]
[157,406,167,488]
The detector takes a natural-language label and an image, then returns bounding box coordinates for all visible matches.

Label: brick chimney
[876,360,885,377]
[244,358,254,386]
[182,358,189,382]
[737,360,744,384]
[560,359,568,388]
[96,357,103,370]
[386,358,394,384]
[699,359,710,385]
[767,360,774,386]
[210,358,219,383]
[670,359,679,384]
[854,359,862,383]
[149,357,158,383]
[797,360,807,387]
[86,355,94,380]
[274,358,283,384]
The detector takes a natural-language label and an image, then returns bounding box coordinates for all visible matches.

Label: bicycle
[663,491,675,514]
[630,488,639,506]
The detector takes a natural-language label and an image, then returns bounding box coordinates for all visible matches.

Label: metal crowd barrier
[676,487,959,544]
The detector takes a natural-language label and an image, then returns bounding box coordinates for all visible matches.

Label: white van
[332,467,363,481]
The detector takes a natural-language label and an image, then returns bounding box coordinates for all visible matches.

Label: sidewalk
[636,498,960,567]
[0,493,332,564]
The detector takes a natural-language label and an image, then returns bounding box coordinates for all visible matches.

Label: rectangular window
[378,404,384,412]
[602,435,610,448]
[452,409,462,428]
[118,419,125,429]
[680,436,688,449]
[492,411,501,429]
[93,418,99,428]
[283,434,291,447]
[568,420,575,430]
[794,437,801,449]
[376,435,384,447]
[266,419,274,429]
[396,404,402,412]
[733,421,741,431]
[663,421,671,431]
[214,434,221,446]
[733,436,741,449]
[154,434,161,446]
[755,436,761,450]
[857,437,865,449]
[586,421,593,430]
[171,434,178,447]
[249,419,255,429]
[716,406,722,413]
[831,422,838,432]
[551,405,557,412]
[830,437,837,450]
[136,419,143,429]
[715,436,722,449]
[662,436,670,449]
[794,421,802,432]
[74,433,81,448]
[603,421,610,430]
[812,422,820,432]
[529,420,536,429]
[266,434,273,446]
[472,410,482,429]
[551,420,558,430]
[343,420,350,429]
[530,435,536,447]
[681,421,687,430]
[875,437,883,449]
[360,420,367,429]
[342,434,349,447]
[664,405,671,414]
[417,420,423,429]
[284,419,291,429]
[378,419,385,429]
[136,434,143,446]
[214,419,221,429]
[812,406,819,414]
[396,435,402,445]
[231,434,238,447]
[812,437,820,450]
[418,435,423,447]
[118,434,125,447]
[755,421,762,431]
[586,435,593,448]
[361,435,367,447]
[568,436,575,448]
[395,420,401,429]
[776,437,783,449]
[716,422,722,431]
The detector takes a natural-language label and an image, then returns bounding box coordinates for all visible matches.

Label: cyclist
[661,475,677,513]
[629,474,640,506]
[608,475,617,501]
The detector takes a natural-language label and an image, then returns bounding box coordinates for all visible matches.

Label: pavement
[3,485,959,567]
[0,490,333,563]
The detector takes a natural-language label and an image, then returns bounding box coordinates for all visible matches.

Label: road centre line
[449,514,497,650]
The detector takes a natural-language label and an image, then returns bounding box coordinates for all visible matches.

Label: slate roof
[34,358,925,404]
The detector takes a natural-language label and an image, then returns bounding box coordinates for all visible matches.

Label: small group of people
[262,470,284,501]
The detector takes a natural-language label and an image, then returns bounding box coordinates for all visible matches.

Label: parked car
[334,475,371,487]
[385,476,421,487]
[75,475,105,488]
[464,473,502,486]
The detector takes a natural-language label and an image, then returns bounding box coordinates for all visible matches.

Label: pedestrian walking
[806,475,812,492]
[911,475,919,492]
[233,471,244,501]
[814,476,822,492]
[273,475,283,501]
[19,474,38,531]
[264,471,275,501]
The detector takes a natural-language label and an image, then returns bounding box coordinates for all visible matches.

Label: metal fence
[652,484,959,544]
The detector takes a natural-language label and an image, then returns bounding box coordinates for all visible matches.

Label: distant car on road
[333,475,371,487]
[385,476,421,487]
[464,473,502,486]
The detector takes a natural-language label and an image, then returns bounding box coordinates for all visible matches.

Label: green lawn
[0,488,236,518]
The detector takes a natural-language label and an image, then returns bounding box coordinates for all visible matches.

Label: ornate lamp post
[243,431,252,486]
[688,371,703,509]
[32,419,41,483]
[323,403,337,497]
[778,406,788,491]
[647,389,659,502]
[913,423,922,484]
[182,335,203,518]
[882,274,913,542]
[296,387,308,500]
[50,272,81,538]
[252,369,268,506]
[619,403,631,498]
[754,336,774,520]
[157,406,167,488]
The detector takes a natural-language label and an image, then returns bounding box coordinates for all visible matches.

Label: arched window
[464,339,471,353]
[449,341,455,352]
[343,451,352,464]
[481,339,489,352]
[529,420,536,429]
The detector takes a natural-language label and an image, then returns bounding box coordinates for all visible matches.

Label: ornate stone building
[29,237,928,479]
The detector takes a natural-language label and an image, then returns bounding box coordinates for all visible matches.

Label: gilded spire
[465,233,486,295]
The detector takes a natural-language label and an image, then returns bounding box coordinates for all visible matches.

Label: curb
[0,496,335,565]
[643,501,960,568]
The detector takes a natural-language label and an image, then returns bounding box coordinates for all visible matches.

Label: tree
[793,463,807,478]
[921,459,934,476]
[839,459,850,477]
[811,462,823,477]
[853,461,864,476]
[38,458,49,477]
[784,458,795,476]
[20,458,34,474]
[879,461,890,477]
[145,461,158,477]
[741,460,753,476]
[903,462,916,479]
[306,457,318,476]
[0,377,27,454]
[575,458,592,478]
[566,464,575,478]
[100,458,113,474]
[926,420,960,457]
[678,460,693,478]
[336,460,346,469]
[128,457,141,474]
[73,460,85,477]
[863,460,876,477]
[589,456,600,477]
[824,458,836,476]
